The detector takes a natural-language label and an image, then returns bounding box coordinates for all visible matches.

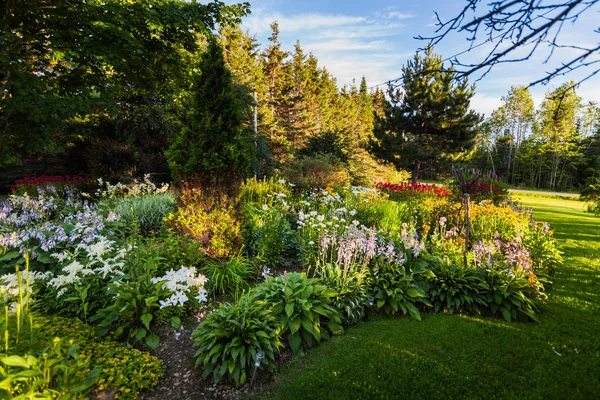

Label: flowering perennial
[151,266,208,309]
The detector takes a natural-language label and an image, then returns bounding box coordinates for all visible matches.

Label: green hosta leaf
[146,334,160,349]
[406,303,422,321]
[285,303,295,318]
[141,313,153,330]
[289,316,301,334]
[406,288,424,298]
[170,316,182,329]
[288,332,301,354]
[0,251,20,262]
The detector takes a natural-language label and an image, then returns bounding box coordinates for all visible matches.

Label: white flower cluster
[151,267,208,309]
[94,174,169,199]
[0,270,52,302]
[47,238,127,296]
[350,186,382,203]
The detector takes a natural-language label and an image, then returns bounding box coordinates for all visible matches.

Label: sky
[233,0,600,117]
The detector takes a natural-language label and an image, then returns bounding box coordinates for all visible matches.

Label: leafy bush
[40,317,163,400]
[143,230,205,275]
[522,221,563,277]
[99,192,175,233]
[166,184,242,259]
[254,272,343,354]
[243,202,297,268]
[483,269,542,322]
[369,264,432,320]
[282,153,351,189]
[314,262,370,326]
[92,245,208,348]
[581,177,600,215]
[469,201,531,242]
[428,262,487,314]
[201,255,256,298]
[192,293,282,385]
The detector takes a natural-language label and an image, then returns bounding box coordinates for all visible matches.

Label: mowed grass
[256,195,600,400]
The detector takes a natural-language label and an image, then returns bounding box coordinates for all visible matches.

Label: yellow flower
[53,337,60,344]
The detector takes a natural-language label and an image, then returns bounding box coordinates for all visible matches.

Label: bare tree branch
[416,0,600,87]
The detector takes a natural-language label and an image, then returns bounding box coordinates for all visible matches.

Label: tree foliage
[0,0,249,168]
[165,38,253,181]
[372,47,482,181]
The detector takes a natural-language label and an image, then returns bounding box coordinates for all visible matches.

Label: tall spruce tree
[165,38,253,181]
[372,47,481,181]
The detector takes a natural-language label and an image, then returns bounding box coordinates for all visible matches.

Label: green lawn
[257,195,600,400]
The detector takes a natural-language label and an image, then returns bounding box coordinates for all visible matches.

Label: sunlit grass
[255,194,600,400]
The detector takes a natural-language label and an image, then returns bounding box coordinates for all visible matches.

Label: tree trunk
[412,160,421,183]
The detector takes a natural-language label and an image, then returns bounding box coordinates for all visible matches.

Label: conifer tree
[372,47,481,181]
[165,38,253,181]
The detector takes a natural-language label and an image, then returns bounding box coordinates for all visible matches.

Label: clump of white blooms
[0,270,52,305]
[151,267,208,309]
[93,174,169,200]
[47,238,127,296]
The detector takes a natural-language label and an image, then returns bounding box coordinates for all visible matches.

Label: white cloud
[304,39,386,52]
[470,93,502,117]
[243,12,365,35]
[315,24,403,40]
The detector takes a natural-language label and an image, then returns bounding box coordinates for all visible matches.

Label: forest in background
[1,0,599,192]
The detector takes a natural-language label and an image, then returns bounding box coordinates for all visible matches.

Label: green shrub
[522,221,563,278]
[201,255,256,298]
[369,264,431,320]
[40,317,163,400]
[100,192,176,233]
[483,269,543,322]
[428,262,487,314]
[243,203,297,268]
[192,293,282,385]
[313,262,370,326]
[282,153,351,189]
[166,185,243,259]
[254,272,343,354]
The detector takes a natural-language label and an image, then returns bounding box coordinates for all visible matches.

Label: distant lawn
[256,195,600,400]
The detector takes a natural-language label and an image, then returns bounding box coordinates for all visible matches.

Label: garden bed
[0,176,563,398]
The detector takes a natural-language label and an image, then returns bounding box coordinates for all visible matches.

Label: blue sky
[237,0,600,116]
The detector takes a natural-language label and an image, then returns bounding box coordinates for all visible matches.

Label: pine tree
[262,23,293,164]
[372,47,481,181]
[165,38,253,181]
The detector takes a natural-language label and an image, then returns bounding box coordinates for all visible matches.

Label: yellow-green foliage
[40,317,163,400]
[470,201,531,241]
[166,185,242,259]
[240,176,292,206]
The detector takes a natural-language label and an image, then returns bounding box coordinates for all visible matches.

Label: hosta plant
[484,269,543,322]
[254,272,343,354]
[192,293,282,385]
[369,266,431,320]
[428,262,487,314]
